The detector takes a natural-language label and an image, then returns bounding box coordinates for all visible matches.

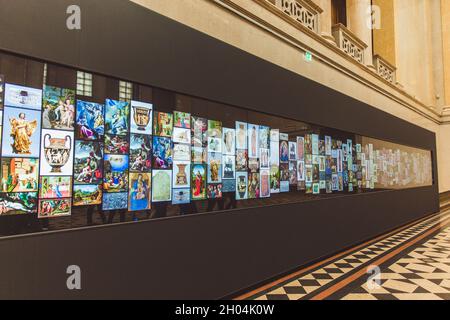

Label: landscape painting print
[73,184,102,206]
[1,158,39,193]
[4,84,42,110]
[128,173,151,211]
[1,106,41,158]
[130,100,153,135]
[73,141,103,185]
[103,154,129,193]
[39,176,72,199]
[105,99,130,136]
[152,170,172,202]
[76,100,104,140]
[42,86,75,130]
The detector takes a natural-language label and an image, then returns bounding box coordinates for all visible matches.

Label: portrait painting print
[2,106,41,158]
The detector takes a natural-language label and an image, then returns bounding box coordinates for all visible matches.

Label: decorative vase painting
[40,129,74,176]
[130,100,153,135]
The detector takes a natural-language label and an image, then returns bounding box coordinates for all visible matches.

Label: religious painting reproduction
[173,127,191,144]
[1,158,39,192]
[191,116,207,148]
[103,154,129,193]
[260,169,270,198]
[235,171,248,200]
[297,136,304,160]
[102,192,128,211]
[40,129,74,176]
[73,184,103,206]
[129,134,152,172]
[207,183,223,199]
[105,99,130,135]
[173,160,191,188]
[76,101,104,140]
[325,136,332,156]
[297,160,305,181]
[279,140,289,163]
[4,84,42,110]
[104,134,129,155]
[153,111,173,137]
[38,198,71,218]
[0,192,37,216]
[248,172,260,199]
[207,152,222,184]
[260,148,269,169]
[73,141,103,184]
[236,121,248,150]
[152,136,173,169]
[42,86,75,130]
[208,120,222,153]
[270,165,280,194]
[259,126,270,150]
[289,141,297,161]
[39,176,72,199]
[236,149,248,171]
[174,111,191,129]
[191,164,207,200]
[1,106,41,158]
[130,100,153,135]
[247,124,259,159]
[151,170,172,202]
[191,146,207,163]
[289,161,298,185]
[128,172,151,211]
[222,128,236,155]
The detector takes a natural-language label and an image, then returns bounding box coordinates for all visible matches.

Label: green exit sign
[304,51,313,62]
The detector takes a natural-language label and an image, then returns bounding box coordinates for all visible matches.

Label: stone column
[316,0,336,44]
[346,0,375,69]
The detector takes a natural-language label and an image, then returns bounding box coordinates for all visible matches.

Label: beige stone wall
[130,0,449,192]
[442,0,450,107]
[373,0,396,67]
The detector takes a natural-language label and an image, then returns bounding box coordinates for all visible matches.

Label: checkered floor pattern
[249,209,450,300]
[341,227,450,300]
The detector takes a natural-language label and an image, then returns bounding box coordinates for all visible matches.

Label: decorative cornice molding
[212,0,445,125]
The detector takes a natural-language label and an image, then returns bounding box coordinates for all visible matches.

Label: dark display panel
[0,52,433,238]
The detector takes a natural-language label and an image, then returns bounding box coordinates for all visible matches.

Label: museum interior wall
[130,0,450,193]
[0,0,442,299]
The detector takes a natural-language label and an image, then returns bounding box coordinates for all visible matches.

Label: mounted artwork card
[40,129,74,176]
[222,128,236,155]
[42,85,75,130]
[4,84,42,110]
[76,101,104,141]
[130,100,153,135]
[105,99,130,136]
[73,141,103,185]
[151,170,172,202]
[73,184,103,206]
[0,192,38,216]
[128,172,152,211]
[235,121,248,150]
[191,164,207,200]
[173,111,191,129]
[153,111,173,137]
[0,158,39,193]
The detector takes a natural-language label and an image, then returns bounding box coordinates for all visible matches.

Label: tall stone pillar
[316,0,336,44]
[347,0,375,69]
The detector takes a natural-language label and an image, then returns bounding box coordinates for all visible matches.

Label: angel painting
[9,112,38,155]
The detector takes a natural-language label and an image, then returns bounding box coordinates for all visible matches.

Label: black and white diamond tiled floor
[244,207,450,300]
